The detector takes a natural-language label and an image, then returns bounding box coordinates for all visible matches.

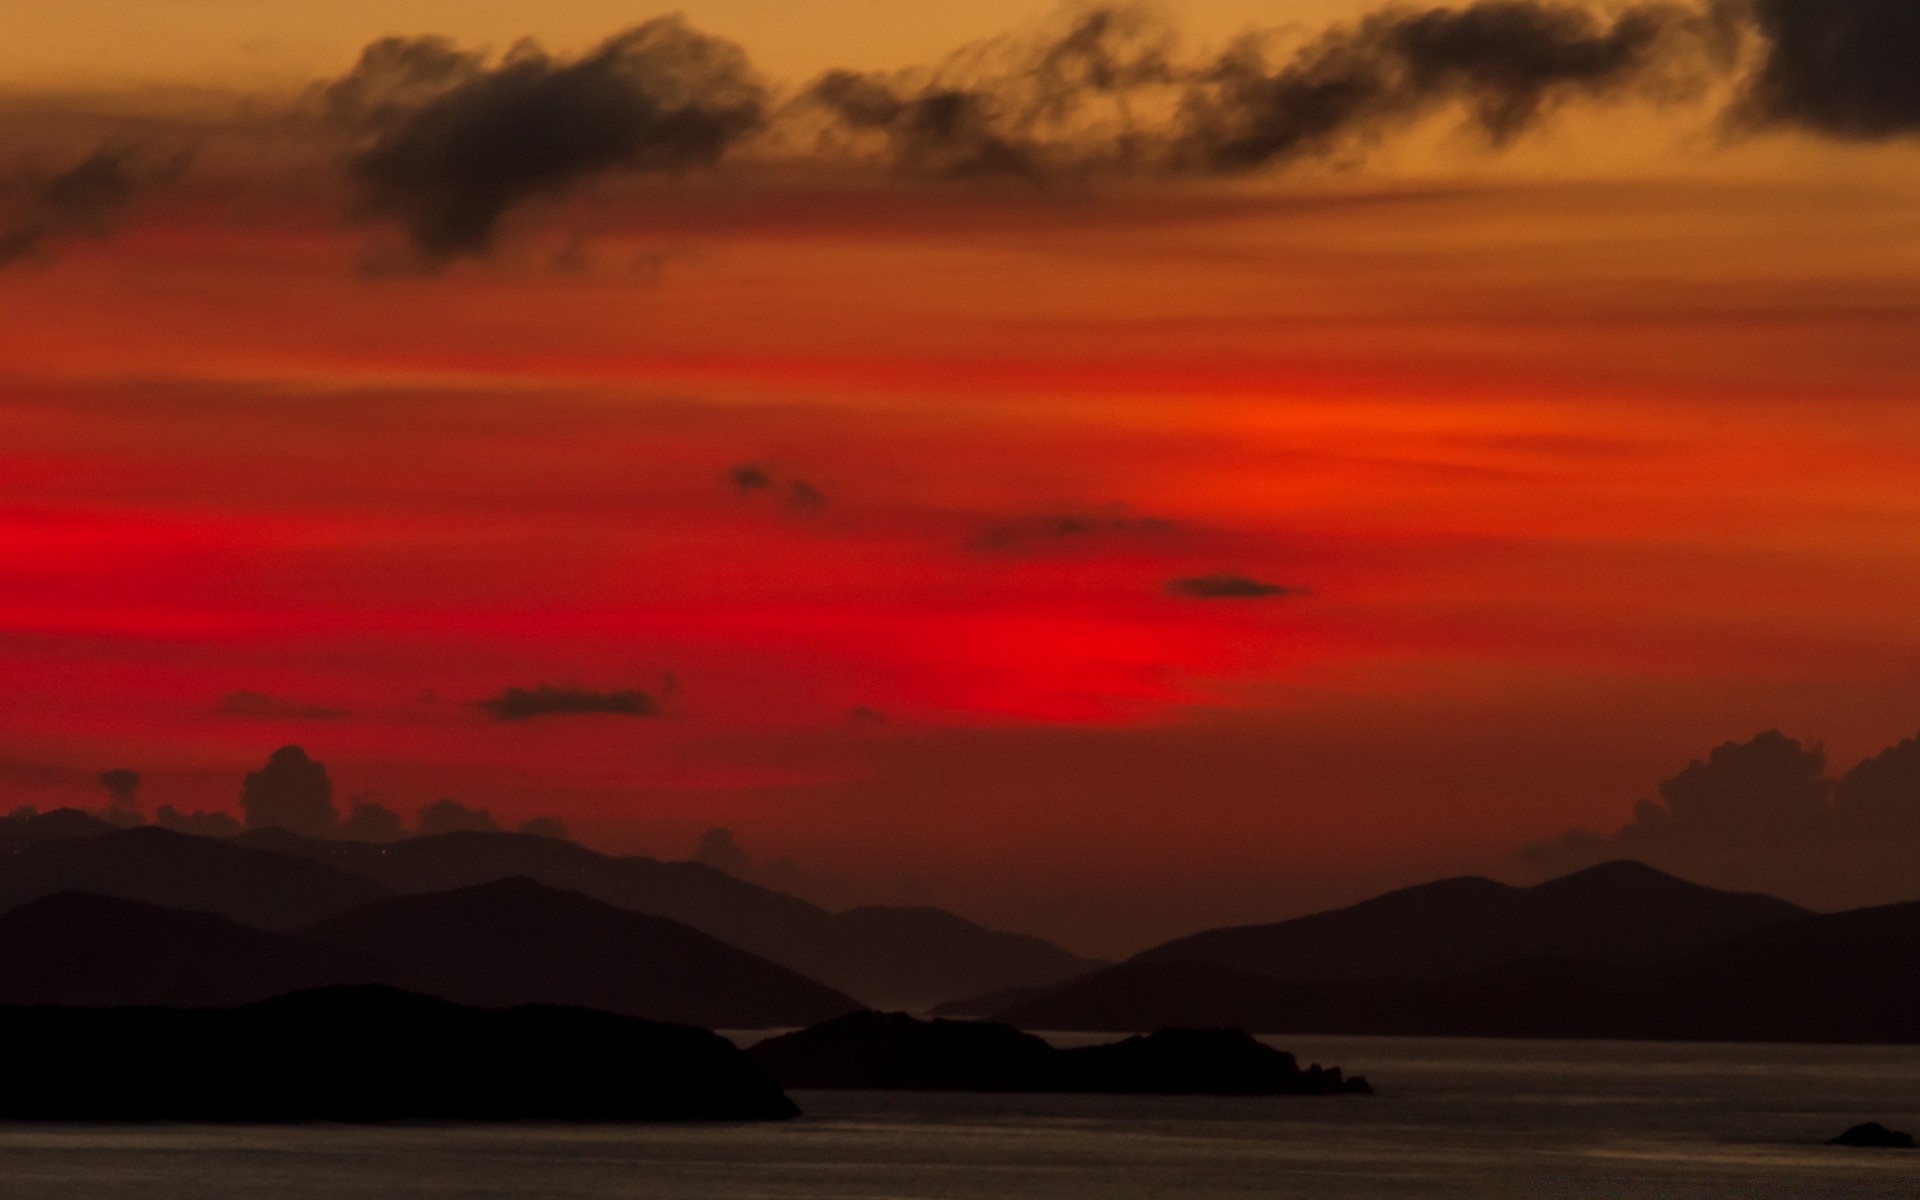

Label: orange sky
[4,2,1920,952]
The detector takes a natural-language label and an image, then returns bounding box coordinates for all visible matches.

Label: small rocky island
[1829,1122,1916,1149]
[0,985,797,1122]
[749,1010,1371,1095]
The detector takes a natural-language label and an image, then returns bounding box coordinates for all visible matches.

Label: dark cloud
[694,826,751,875]
[847,705,888,724]
[1183,2,1703,171]
[1737,0,1920,138]
[729,464,773,491]
[789,480,827,510]
[0,146,187,269]
[216,691,347,721]
[1522,729,1920,910]
[480,684,657,721]
[96,769,140,810]
[340,797,407,841]
[239,745,339,837]
[417,797,498,835]
[1167,574,1304,599]
[326,18,766,263]
[797,3,1707,180]
[976,509,1177,551]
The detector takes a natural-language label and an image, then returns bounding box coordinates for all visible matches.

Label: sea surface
[0,1035,1916,1198]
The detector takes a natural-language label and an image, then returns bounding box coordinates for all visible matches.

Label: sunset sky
[3,0,1919,953]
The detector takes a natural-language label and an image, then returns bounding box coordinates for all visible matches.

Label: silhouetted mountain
[749,1010,1368,1094]
[997,899,1920,1044]
[0,892,395,1007]
[0,986,797,1121]
[309,877,862,1028]
[1132,861,1806,980]
[0,808,115,855]
[238,828,1096,1006]
[0,827,390,927]
[929,981,1057,1018]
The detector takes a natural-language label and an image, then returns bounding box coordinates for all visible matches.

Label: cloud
[479,684,658,721]
[155,806,242,838]
[96,769,140,810]
[340,797,407,841]
[417,797,498,835]
[729,463,773,491]
[976,509,1177,551]
[1177,1,1705,172]
[1737,0,1920,138]
[325,17,766,263]
[239,745,340,837]
[216,691,347,721]
[1521,729,1920,910]
[1167,574,1304,599]
[795,3,1709,180]
[0,146,187,269]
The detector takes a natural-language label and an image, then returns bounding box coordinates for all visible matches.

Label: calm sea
[0,1035,1914,1198]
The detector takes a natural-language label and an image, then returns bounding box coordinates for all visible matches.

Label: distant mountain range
[234,827,1100,1007]
[0,815,1094,1012]
[981,862,1920,1044]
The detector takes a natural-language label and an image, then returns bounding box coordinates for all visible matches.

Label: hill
[0,891,395,1007]
[997,899,1920,1044]
[0,826,390,927]
[239,828,1097,1007]
[0,986,797,1121]
[309,877,862,1028]
[1131,861,1806,980]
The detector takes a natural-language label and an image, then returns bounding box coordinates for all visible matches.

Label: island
[748,1010,1371,1095]
[0,985,797,1122]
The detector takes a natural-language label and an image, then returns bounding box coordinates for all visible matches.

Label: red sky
[5,2,1920,953]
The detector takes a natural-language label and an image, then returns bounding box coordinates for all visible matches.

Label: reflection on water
[0,1036,1914,1198]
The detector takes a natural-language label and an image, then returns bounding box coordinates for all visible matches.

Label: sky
[4,1,1920,954]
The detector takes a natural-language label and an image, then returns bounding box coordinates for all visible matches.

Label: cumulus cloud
[340,797,407,841]
[0,146,187,269]
[1167,573,1304,599]
[95,768,143,827]
[1736,0,1920,138]
[417,797,498,835]
[216,691,347,721]
[1522,729,1920,910]
[479,684,658,721]
[325,17,766,263]
[238,745,339,837]
[729,463,773,491]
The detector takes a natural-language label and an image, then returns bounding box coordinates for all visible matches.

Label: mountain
[0,986,797,1122]
[749,1009,1369,1094]
[0,808,115,855]
[1130,861,1807,980]
[309,877,862,1029]
[0,891,395,1007]
[238,828,1098,1007]
[0,826,390,927]
[996,900,1920,1044]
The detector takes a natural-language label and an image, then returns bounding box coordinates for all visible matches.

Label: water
[0,1036,1915,1198]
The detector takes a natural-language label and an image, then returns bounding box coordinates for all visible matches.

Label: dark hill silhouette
[308,877,861,1029]
[996,899,1920,1044]
[749,1009,1369,1094]
[0,827,390,927]
[237,828,1096,1007]
[0,808,115,854]
[1132,860,1806,980]
[0,892,395,1007]
[0,986,797,1121]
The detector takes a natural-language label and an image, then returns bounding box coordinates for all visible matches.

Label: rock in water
[1829,1122,1916,1149]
